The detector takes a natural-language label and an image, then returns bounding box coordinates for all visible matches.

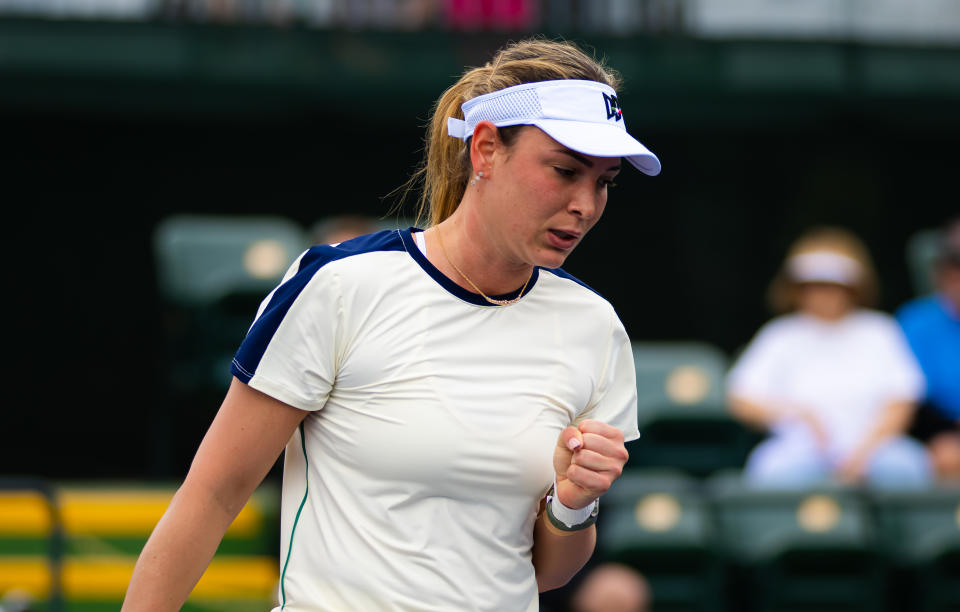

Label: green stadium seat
[706,471,881,612]
[154,214,308,307]
[870,486,960,612]
[153,214,309,394]
[627,342,757,477]
[599,470,722,611]
[632,341,728,414]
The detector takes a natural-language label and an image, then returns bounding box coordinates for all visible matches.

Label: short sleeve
[726,320,788,402]
[230,252,343,412]
[577,308,640,442]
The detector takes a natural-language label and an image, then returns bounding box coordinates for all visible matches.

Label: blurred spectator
[157,0,437,27]
[445,0,537,30]
[727,227,932,489]
[331,0,438,29]
[574,0,683,34]
[570,563,651,612]
[310,214,381,245]
[897,216,960,481]
[395,0,440,28]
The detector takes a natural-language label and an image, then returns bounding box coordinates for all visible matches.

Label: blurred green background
[1,2,957,610]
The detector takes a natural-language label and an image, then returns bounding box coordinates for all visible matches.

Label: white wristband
[547,479,597,528]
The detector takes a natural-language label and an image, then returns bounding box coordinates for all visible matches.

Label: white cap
[447,79,661,176]
[787,252,862,286]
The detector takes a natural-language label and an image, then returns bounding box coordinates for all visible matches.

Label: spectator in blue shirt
[897,216,960,481]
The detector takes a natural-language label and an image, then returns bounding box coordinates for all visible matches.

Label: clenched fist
[553,420,629,510]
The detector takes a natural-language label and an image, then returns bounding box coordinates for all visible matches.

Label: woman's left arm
[532,420,629,592]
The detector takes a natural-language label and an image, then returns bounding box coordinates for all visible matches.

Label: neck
[804,309,852,323]
[427,210,533,296]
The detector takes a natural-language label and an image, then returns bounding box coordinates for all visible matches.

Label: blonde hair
[767,226,879,313]
[398,38,622,228]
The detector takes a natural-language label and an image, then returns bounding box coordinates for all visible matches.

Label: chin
[534,251,571,269]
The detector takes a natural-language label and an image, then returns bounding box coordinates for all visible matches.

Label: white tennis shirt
[231,229,640,612]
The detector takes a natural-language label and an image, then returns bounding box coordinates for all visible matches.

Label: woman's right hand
[552,421,628,510]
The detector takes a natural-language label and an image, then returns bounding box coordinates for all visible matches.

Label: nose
[568,182,604,220]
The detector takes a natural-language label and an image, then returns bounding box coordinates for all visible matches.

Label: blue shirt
[897,295,960,420]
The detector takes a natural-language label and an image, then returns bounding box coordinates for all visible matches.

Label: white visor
[787,252,862,286]
[447,79,661,176]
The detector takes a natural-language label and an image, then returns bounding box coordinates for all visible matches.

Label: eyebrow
[555,149,621,172]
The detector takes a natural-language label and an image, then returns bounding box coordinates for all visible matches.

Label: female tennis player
[122,38,661,611]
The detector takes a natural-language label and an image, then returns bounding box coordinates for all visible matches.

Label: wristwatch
[544,483,599,532]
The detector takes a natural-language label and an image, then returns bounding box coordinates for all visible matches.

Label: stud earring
[470,171,484,187]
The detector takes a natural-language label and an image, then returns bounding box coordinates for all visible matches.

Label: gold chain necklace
[434,225,532,306]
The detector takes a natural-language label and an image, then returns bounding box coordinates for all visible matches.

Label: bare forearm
[121,481,238,611]
[123,380,305,610]
[532,512,596,592]
[534,420,624,591]
[728,395,780,430]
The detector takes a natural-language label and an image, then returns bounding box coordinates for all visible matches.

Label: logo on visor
[603,93,622,122]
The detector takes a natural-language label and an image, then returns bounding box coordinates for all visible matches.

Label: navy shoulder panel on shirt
[542,266,604,298]
[231,229,406,383]
[297,228,406,272]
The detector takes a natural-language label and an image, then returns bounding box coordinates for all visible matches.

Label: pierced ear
[469,121,498,177]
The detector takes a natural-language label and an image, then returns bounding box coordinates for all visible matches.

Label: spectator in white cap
[726,227,932,489]
[124,38,659,610]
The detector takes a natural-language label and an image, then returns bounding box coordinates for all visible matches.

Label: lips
[547,229,581,250]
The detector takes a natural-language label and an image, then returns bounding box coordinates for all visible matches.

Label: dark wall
[3,23,957,479]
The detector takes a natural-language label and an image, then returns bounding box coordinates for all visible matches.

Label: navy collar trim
[400,227,539,307]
